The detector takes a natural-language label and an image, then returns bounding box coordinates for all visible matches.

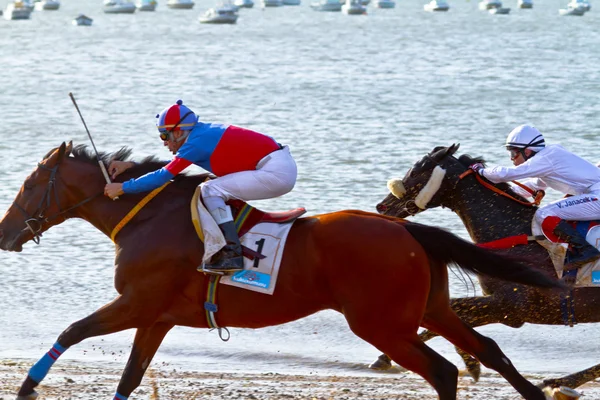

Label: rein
[13,162,102,244]
[110,182,171,242]
[458,169,544,207]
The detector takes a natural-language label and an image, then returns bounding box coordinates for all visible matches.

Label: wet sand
[2,359,600,399]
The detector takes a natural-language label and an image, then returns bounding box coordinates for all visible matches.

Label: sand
[1,359,600,399]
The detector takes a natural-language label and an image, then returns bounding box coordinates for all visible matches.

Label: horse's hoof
[16,391,38,400]
[368,355,392,370]
[540,386,582,400]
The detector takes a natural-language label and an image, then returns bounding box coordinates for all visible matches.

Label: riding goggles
[159,111,195,141]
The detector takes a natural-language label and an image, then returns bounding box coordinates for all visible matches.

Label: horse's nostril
[376,204,387,212]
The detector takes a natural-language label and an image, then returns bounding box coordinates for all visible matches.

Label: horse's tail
[403,222,565,289]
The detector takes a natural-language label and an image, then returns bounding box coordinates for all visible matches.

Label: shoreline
[2,359,600,399]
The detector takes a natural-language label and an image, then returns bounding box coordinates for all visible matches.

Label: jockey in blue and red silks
[104,99,298,274]
[469,124,600,274]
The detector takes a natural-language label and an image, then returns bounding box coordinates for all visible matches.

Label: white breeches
[201,146,297,203]
[534,191,600,225]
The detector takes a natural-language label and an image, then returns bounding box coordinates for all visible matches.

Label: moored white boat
[3,1,32,20]
[310,0,342,11]
[559,4,586,14]
[478,0,501,8]
[489,6,510,12]
[234,0,254,7]
[72,14,93,25]
[341,0,366,13]
[424,0,449,11]
[517,0,532,8]
[375,0,395,8]
[136,0,158,10]
[167,0,195,8]
[104,0,137,13]
[261,0,284,6]
[567,0,590,10]
[199,4,238,22]
[34,0,60,10]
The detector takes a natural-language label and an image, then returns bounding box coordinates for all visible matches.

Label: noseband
[12,162,101,244]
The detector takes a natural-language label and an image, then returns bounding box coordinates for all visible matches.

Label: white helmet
[505,125,545,151]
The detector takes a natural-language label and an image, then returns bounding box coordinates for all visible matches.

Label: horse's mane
[456,153,528,202]
[69,144,211,190]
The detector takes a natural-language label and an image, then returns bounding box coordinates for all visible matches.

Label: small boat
[166,0,195,8]
[22,0,34,11]
[478,0,501,8]
[517,0,532,8]
[104,0,137,13]
[261,0,283,6]
[567,0,590,10]
[234,0,254,7]
[34,0,60,10]
[3,1,32,19]
[199,4,238,22]
[375,0,395,8]
[72,14,93,25]
[282,0,301,4]
[489,6,510,12]
[342,0,366,13]
[559,4,586,14]
[424,0,449,11]
[310,0,342,11]
[136,0,157,10]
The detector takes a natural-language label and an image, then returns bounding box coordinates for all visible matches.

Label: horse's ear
[65,141,73,156]
[55,142,67,164]
[447,143,460,156]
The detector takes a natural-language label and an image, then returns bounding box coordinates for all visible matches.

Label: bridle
[12,161,102,244]
[391,154,543,217]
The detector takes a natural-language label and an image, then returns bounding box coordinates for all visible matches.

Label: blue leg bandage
[28,342,68,383]
[114,393,128,400]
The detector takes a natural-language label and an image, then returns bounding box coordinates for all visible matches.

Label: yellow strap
[110,182,171,242]
[190,186,205,242]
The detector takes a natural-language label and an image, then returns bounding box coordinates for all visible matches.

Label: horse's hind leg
[116,322,173,398]
[355,329,459,400]
[422,309,545,400]
[17,295,141,398]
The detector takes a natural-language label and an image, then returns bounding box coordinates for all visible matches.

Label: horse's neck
[449,183,535,243]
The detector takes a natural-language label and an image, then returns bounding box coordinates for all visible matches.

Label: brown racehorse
[372,143,600,390]
[0,142,564,400]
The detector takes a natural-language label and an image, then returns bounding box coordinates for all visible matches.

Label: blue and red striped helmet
[156,100,197,133]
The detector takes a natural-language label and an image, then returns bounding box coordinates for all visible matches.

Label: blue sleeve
[122,167,175,194]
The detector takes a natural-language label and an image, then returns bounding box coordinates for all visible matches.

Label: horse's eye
[23,184,33,191]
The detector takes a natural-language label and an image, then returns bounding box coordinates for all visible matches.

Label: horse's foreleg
[17,295,139,399]
[114,322,173,399]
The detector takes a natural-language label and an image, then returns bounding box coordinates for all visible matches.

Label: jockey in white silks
[104,100,298,274]
[469,124,600,272]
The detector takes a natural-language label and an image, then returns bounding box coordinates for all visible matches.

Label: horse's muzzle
[376,203,388,213]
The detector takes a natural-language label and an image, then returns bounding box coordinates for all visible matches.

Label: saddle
[534,219,600,286]
[190,187,306,261]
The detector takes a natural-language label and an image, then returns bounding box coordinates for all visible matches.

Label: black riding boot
[203,221,244,274]
[553,220,600,269]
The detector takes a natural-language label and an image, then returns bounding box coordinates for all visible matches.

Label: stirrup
[200,262,244,275]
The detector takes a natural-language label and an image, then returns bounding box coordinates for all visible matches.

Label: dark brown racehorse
[0,142,564,400]
[373,143,600,390]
